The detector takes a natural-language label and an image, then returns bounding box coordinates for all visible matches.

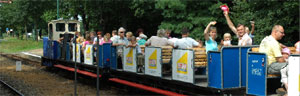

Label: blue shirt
[137,39,146,45]
[205,37,218,53]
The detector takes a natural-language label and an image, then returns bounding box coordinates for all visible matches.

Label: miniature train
[41,20,299,95]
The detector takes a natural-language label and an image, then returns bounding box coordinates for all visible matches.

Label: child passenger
[278,47,290,96]
[127,36,143,72]
[223,33,232,46]
[99,33,112,45]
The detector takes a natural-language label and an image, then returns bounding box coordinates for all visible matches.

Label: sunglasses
[278,31,284,34]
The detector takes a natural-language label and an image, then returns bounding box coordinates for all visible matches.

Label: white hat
[139,34,147,39]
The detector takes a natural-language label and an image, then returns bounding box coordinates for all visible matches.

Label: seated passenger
[137,34,147,46]
[136,28,148,41]
[99,33,112,45]
[281,48,290,62]
[259,25,286,74]
[126,31,133,41]
[127,36,143,72]
[93,31,103,45]
[75,31,84,45]
[221,33,232,46]
[223,11,252,46]
[165,29,172,39]
[90,31,96,42]
[110,30,119,41]
[126,36,142,53]
[82,34,93,51]
[278,47,290,95]
[145,29,173,47]
[174,28,199,49]
[204,21,218,53]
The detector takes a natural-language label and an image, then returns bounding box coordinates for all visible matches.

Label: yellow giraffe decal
[177,52,188,74]
[149,49,157,69]
[126,48,134,66]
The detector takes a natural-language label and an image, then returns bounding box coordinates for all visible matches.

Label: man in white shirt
[223,11,252,46]
[174,28,200,49]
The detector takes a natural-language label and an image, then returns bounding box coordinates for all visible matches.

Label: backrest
[247,52,267,96]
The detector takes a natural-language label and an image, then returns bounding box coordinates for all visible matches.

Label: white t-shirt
[174,37,199,49]
[110,35,119,42]
[223,40,231,46]
[238,33,252,46]
[168,38,179,43]
[93,37,102,44]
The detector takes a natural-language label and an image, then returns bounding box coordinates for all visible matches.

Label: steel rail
[0,79,24,96]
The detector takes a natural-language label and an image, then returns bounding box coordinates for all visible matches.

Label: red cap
[97,32,101,35]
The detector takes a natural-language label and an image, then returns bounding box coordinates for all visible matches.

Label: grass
[0,37,43,53]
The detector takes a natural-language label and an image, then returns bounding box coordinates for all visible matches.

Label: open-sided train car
[41,20,300,95]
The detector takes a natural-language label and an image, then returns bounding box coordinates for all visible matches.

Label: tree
[230,0,299,45]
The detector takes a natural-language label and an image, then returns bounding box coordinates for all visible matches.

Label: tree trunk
[34,24,38,41]
[82,14,87,32]
[25,24,28,40]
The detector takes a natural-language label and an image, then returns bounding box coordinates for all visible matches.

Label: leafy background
[0,0,298,46]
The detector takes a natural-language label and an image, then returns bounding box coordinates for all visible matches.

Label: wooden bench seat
[267,74,281,77]
[192,48,207,67]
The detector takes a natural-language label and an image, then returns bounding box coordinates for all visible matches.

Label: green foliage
[230,0,299,46]
[0,0,298,46]
[155,0,225,41]
[41,10,57,23]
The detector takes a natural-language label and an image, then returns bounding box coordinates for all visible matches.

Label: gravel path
[0,55,125,96]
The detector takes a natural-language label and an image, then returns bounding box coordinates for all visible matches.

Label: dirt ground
[25,48,43,56]
[0,55,123,96]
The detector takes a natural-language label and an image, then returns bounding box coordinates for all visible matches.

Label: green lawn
[0,37,43,53]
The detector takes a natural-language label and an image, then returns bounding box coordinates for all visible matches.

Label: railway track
[0,53,42,68]
[0,79,24,96]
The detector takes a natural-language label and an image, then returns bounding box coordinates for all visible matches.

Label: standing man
[112,27,128,69]
[259,25,286,74]
[223,11,252,46]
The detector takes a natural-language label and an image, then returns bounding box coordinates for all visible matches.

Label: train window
[68,23,77,32]
[49,24,53,39]
[56,23,65,32]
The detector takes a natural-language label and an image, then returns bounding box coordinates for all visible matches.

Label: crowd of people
[59,11,299,96]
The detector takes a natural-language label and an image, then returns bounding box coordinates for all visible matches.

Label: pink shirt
[99,38,112,45]
[83,41,92,47]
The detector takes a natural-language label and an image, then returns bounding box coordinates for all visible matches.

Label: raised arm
[250,21,255,34]
[204,21,217,40]
[223,11,237,35]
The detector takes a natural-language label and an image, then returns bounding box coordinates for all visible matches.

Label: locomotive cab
[48,20,80,41]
